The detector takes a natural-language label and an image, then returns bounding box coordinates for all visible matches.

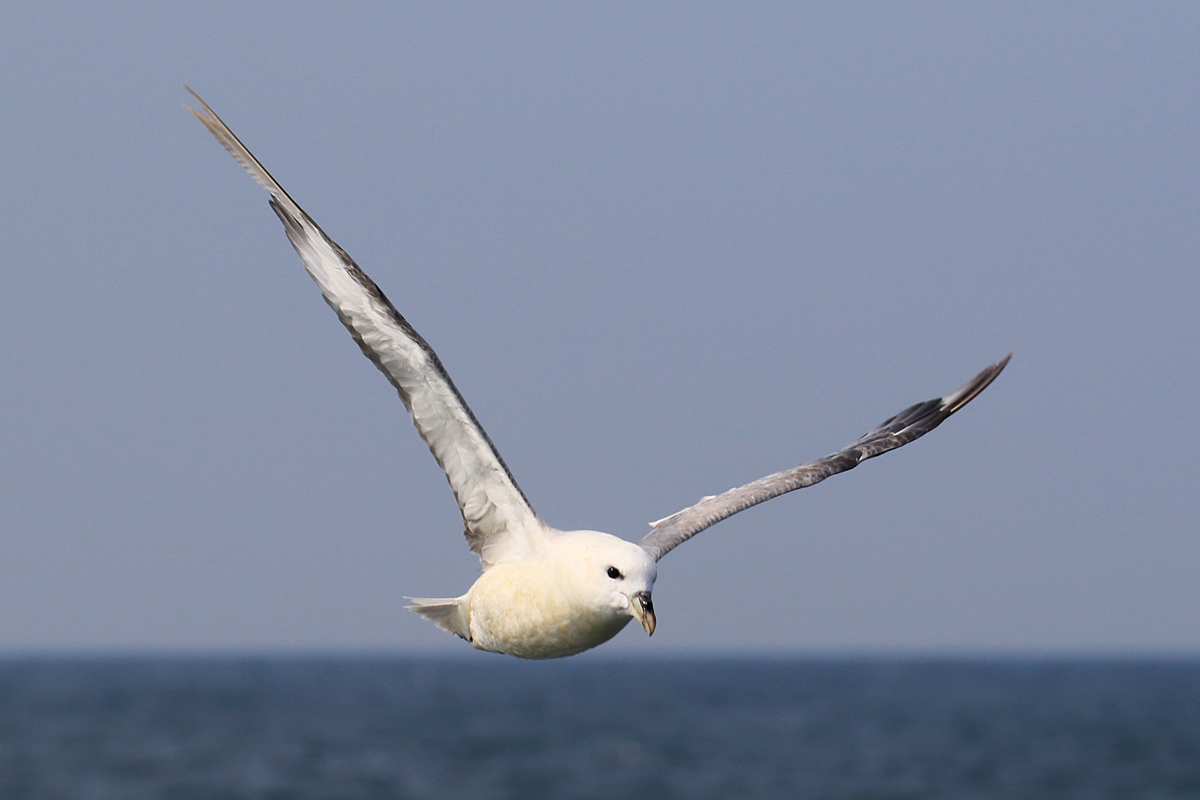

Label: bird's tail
[406,596,472,642]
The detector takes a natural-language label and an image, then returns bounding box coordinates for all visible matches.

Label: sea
[1,657,1197,799]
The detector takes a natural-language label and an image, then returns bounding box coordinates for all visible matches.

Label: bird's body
[189,90,1008,659]
[417,530,657,659]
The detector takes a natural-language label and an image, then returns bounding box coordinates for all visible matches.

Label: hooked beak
[629,591,656,636]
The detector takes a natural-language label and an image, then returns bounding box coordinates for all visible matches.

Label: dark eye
[606,567,623,580]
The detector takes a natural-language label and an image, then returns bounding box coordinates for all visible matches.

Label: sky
[1,3,1197,657]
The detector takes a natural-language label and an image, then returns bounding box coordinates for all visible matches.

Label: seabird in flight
[189,90,1009,659]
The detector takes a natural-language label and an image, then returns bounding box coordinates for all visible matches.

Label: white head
[552,530,658,636]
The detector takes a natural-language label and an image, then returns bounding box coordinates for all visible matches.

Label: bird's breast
[465,563,629,659]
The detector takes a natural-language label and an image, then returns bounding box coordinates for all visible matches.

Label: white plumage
[189,90,1007,659]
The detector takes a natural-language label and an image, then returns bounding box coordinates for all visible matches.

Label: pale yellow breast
[465,562,629,659]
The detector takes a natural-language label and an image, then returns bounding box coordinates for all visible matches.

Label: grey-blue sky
[1,4,1196,655]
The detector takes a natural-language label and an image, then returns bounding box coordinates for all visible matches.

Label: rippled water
[1,658,1198,799]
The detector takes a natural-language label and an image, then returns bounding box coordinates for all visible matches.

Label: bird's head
[555,531,658,636]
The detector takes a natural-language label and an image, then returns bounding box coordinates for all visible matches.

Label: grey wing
[188,90,544,568]
[638,355,1010,562]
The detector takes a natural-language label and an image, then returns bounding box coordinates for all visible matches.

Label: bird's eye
[606,567,623,580]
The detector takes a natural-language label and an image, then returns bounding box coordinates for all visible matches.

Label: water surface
[1,658,1197,799]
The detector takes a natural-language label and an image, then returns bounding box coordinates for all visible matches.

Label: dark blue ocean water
[1,658,1198,799]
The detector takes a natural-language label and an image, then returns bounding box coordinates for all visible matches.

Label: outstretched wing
[188,90,544,568]
[638,355,1010,561]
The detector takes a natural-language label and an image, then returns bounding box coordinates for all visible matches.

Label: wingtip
[184,85,213,115]
[183,88,221,134]
[943,352,1012,415]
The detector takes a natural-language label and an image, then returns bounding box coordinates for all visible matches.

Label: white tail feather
[406,596,472,642]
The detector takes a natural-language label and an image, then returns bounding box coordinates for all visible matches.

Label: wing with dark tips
[638,355,1010,561]
[188,90,544,568]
